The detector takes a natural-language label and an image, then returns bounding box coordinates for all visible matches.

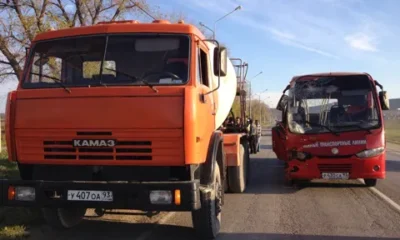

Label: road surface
[28,130,400,240]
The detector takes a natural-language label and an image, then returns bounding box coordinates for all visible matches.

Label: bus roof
[290,72,371,83]
[33,20,205,42]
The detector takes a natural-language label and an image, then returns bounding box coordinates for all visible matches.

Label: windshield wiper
[335,123,372,134]
[104,68,158,93]
[30,72,71,93]
[138,79,158,93]
[299,120,340,136]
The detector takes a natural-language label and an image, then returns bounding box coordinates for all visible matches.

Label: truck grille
[318,164,352,173]
[43,140,152,160]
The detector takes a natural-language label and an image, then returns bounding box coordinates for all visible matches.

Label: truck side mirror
[379,91,390,110]
[214,47,227,77]
[34,55,49,67]
[276,94,289,111]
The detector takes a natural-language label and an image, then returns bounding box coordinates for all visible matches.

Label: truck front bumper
[0,180,201,211]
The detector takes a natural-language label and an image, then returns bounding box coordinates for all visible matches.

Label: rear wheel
[192,163,222,239]
[228,143,248,193]
[42,208,86,229]
[364,178,377,187]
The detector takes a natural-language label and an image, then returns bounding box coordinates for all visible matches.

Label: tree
[0,0,187,84]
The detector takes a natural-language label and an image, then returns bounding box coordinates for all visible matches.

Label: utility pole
[247,71,263,117]
[200,6,241,39]
[213,6,241,39]
[253,89,267,122]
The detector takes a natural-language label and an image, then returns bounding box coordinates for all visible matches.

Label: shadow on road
[298,181,366,189]
[29,220,157,240]
[245,156,369,194]
[260,144,272,150]
[62,222,399,240]
[245,157,297,194]
[385,159,400,172]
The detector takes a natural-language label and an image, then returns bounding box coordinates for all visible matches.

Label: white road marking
[136,212,176,240]
[357,179,400,213]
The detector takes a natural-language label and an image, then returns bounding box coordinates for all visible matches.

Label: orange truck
[2,19,251,239]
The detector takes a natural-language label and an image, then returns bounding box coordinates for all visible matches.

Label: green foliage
[385,120,400,144]
[229,97,272,125]
[0,225,29,240]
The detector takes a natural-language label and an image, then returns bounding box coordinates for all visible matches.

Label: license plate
[321,172,349,180]
[67,190,113,202]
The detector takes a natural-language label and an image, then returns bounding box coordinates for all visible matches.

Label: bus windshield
[23,34,190,89]
[287,75,381,134]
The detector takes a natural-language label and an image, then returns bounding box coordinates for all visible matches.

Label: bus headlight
[356,147,384,158]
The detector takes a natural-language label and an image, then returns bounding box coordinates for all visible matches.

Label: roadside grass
[0,152,18,179]
[0,225,29,240]
[385,120,400,144]
[0,152,42,240]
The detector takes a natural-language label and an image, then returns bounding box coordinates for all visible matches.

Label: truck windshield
[287,75,381,134]
[23,34,190,88]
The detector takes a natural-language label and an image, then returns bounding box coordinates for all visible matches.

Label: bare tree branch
[51,0,72,25]
[37,0,49,32]
[0,60,11,65]
[74,0,85,26]
[0,35,22,78]
[92,0,103,24]
[11,0,35,41]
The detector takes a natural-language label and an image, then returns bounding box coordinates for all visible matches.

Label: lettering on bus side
[303,140,366,149]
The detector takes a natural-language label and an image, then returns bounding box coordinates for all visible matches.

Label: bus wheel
[228,143,247,193]
[364,179,377,187]
[192,163,222,239]
[42,208,86,229]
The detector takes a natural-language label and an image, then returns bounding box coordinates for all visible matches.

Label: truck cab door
[195,45,215,160]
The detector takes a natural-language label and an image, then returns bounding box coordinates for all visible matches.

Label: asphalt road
[28,131,400,240]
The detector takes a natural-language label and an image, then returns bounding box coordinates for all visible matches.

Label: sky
[1,0,400,111]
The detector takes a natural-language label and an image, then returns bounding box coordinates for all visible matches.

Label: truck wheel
[228,143,248,193]
[364,179,377,187]
[42,208,86,229]
[192,163,222,239]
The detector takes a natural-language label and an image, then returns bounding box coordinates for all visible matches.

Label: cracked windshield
[288,75,380,135]
[0,0,400,240]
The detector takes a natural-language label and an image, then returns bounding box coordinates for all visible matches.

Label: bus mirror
[214,47,227,77]
[277,95,289,111]
[379,91,390,110]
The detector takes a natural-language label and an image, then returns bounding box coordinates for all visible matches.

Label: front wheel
[364,178,377,187]
[192,163,222,239]
[42,208,87,229]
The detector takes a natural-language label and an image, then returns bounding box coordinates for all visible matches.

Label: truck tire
[42,208,86,229]
[228,143,248,193]
[364,179,377,187]
[192,163,222,239]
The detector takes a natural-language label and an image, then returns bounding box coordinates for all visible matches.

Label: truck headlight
[356,147,384,158]
[149,190,172,205]
[13,187,36,201]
